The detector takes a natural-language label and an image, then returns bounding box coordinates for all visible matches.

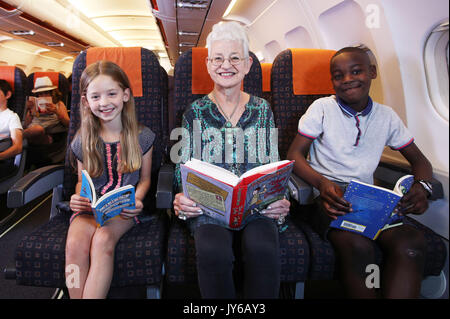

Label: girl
[65,61,155,299]
[23,76,70,145]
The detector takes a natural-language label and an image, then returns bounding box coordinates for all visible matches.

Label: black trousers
[194,218,281,298]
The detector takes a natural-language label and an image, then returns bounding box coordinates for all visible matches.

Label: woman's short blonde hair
[206,21,249,58]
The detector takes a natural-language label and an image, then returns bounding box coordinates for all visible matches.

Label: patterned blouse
[174,94,281,232]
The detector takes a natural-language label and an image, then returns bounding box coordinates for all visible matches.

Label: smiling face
[330,50,377,111]
[206,39,252,90]
[83,74,130,125]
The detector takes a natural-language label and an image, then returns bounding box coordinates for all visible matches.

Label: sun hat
[32,76,57,93]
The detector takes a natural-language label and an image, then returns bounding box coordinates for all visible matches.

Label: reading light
[10,30,35,36]
[177,1,208,9]
[45,42,65,47]
[178,31,200,36]
[179,42,195,47]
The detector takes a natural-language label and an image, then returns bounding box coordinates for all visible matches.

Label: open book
[29,96,52,113]
[180,159,294,228]
[79,170,135,226]
[330,175,414,240]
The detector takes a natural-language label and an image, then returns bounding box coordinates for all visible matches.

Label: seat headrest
[291,48,336,95]
[86,47,143,97]
[261,63,272,92]
[191,47,213,94]
[0,66,16,93]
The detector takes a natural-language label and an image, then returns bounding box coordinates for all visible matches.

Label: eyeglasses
[208,56,247,66]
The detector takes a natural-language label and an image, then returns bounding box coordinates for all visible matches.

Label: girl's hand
[44,102,57,114]
[173,192,203,220]
[70,194,92,213]
[260,198,290,221]
[120,199,144,219]
[397,183,429,216]
[318,178,352,219]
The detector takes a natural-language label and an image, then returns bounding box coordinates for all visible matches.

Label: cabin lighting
[178,31,199,36]
[10,30,35,36]
[223,0,238,17]
[177,1,208,10]
[45,42,65,47]
[179,42,195,47]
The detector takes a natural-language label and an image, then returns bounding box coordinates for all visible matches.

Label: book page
[181,164,235,225]
[240,160,292,180]
[185,158,240,186]
[393,174,414,195]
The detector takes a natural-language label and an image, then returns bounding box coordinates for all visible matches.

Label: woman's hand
[261,198,290,222]
[70,194,92,213]
[173,192,203,220]
[318,178,352,219]
[120,198,144,219]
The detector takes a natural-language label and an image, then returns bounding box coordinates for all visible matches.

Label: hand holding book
[396,181,429,216]
[317,178,352,219]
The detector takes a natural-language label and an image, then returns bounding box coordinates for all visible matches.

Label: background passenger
[23,76,69,145]
[0,79,23,177]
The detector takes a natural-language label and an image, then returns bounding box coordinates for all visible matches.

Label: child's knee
[66,236,90,260]
[390,229,426,261]
[330,230,376,262]
[91,230,116,258]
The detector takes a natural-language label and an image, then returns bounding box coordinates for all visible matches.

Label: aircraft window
[424,21,449,121]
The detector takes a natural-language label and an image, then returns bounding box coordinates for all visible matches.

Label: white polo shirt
[298,95,413,184]
[0,107,22,139]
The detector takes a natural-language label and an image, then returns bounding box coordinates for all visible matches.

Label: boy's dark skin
[287,48,433,298]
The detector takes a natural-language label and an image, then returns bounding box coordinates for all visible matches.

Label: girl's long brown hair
[77,60,142,177]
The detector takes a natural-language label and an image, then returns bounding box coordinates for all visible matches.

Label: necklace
[212,92,240,128]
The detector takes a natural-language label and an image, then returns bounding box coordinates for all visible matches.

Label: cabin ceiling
[0,0,270,71]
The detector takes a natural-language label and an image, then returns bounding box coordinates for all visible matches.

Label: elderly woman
[173,21,290,298]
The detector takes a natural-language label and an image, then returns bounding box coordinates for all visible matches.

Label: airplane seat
[25,72,71,169]
[271,48,447,286]
[159,66,170,162]
[161,47,310,298]
[0,66,28,196]
[261,62,273,107]
[7,47,169,298]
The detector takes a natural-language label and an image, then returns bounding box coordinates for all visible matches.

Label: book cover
[180,159,294,228]
[79,170,136,226]
[329,175,414,239]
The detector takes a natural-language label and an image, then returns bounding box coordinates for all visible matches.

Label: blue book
[79,170,136,227]
[330,175,414,240]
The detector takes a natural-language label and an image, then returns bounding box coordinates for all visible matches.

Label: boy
[287,47,433,298]
[0,79,23,176]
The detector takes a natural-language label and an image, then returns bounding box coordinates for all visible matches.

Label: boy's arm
[398,142,433,215]
[0,128,22,161]
[287,134,351,218]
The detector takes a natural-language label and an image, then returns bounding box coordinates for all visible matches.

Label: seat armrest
[288,173,314,205]
[375,160,443,200]
[7,164,64,208]
[156,163,174,209]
